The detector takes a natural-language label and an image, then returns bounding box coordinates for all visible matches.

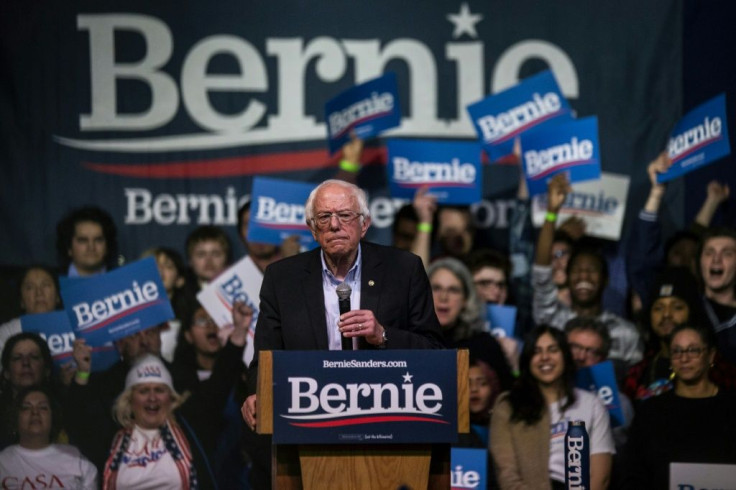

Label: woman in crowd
[104,354,216,489]
[0,333,55,448]
[490,326,614,490]
[0,266,60,362]
[622,267,702,401]
[460,358,501,449]
[621,323,736,489]
[455,358,501,490]
[427,258,514,391]
[623,267,736,401]
[0,386,97,488]
[171,301,250,488]
[172,303,224,388]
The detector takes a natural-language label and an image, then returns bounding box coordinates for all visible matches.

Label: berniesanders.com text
[322,360,407,368]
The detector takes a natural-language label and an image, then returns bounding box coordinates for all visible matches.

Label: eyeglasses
[431,285,464,297]
[552,249,570,260]
[192,317,216,328]
[474,279,507,289]
[671,346,707,360]
[312,211,362,229]
[569,343,603,359]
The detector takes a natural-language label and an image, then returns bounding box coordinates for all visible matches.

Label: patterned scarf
[103,419,199,490]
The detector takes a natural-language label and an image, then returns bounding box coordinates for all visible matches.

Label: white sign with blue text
[21,311,118,372]
[658,93,731,183]
[197,255,260,366]
[59,257,174,347]
[248,177,316,249]
[387,139,482,204]
[669,463,736,490]
[531,173,629,240]
[467,70,573,162]
[325,72,401,154]
[521,116,601,197]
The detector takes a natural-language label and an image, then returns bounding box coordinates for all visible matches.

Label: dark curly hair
[55,206,118,271]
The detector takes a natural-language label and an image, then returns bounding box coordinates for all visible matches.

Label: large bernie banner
[0,1,682,266]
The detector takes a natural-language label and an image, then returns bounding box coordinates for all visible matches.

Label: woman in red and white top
[103,355,215,490]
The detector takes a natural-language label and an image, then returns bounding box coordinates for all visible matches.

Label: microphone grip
[338,298,353,350]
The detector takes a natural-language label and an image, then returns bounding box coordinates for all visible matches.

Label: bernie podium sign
[271,350,458,444]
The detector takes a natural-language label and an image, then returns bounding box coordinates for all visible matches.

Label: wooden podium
[256,349,469,490]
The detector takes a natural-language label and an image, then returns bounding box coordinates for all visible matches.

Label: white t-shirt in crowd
[0,444,97,490]
[547,388,615,483]
[115,426,180,490]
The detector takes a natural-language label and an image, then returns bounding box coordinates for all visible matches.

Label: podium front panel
[271,349,458,444]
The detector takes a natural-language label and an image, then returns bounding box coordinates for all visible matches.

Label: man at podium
[242,179,444,429]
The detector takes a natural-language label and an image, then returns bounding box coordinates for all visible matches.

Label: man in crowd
[533,174,642,369]
[242,179,444,429]
[466,248,511,306]
[56,206,118,277]
[565,316,633,464]
[699,227,736,362]
[565,316,611,370]
[184,225,231,293]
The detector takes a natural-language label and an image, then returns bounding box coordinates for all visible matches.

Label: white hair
[304,179,371,225]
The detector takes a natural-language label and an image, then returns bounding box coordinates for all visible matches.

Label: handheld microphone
[336,282,353,351]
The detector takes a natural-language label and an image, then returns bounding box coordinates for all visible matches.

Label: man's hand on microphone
[242,394,258,430]
[338,310,386,346]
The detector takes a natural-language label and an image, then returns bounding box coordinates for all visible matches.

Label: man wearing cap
[622,267,736,401]
[242,179,443,430]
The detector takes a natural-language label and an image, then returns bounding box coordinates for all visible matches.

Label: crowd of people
[0,139,734,489]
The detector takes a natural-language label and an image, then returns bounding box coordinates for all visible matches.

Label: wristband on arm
[417,222,433,233]
[339,160,361,173]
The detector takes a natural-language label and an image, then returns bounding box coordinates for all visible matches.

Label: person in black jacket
[171,300,251,488]
[621,323,736,490]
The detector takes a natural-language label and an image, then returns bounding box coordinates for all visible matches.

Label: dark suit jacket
[246,241,444,394]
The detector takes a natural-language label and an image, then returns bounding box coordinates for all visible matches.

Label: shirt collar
[320,244,362,285]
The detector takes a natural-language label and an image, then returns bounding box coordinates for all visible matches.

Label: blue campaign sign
[467,70,573,162]
[658,93,731,183]
[486,304,517,339]
[59,257,174,346]
[271,350,458,444]
[450,448,487,490]
[387,139,482,204]
[575,360,625,428]
[247,177,317,249]
[521,116,602,197]
[21,311,118,372]
[325,72,401,154]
